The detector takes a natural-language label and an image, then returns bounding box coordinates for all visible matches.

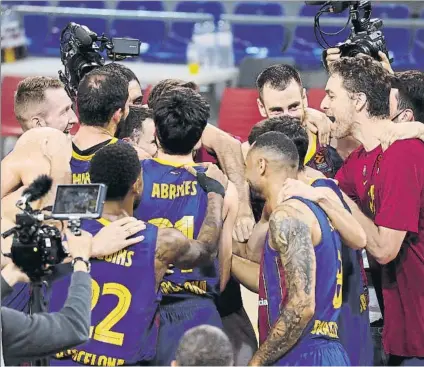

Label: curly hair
[147,78,198,110]
[329,56,391,118]
[89,142,140,200]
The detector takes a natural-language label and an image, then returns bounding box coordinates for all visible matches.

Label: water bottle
[187,41,200,75]
[203,21,217,69]
[217,20,234,68]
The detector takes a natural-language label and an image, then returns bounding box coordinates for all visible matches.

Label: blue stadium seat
[232,2,285,65]
[12,1,50,56]
[412,9,424,70]
[111,1,165,61]
[372,5,414,70]
[285,4,350,70]
[144,1,225,64]
[45,1,106,56]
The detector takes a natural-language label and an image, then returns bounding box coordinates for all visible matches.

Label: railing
[10,5,214,22]
[221,14,424,29]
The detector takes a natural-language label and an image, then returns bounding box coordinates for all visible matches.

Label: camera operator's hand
[304,108,332,146]
[91,217,146,257]
[378,51,394,75]
[326,47,342,66]
[1,262,30,286]
[65,229,92,265]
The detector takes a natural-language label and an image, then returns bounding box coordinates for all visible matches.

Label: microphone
[69,22,94,47]
[17,175,53,207]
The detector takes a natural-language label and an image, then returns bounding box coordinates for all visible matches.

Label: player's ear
[354,92,367,112]
[133,175,142,196]
[399,108,414,122]
[258,157,267,176]
[257,98,267,118]
[30,116,45,129]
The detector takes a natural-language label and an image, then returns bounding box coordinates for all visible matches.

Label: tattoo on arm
[252,213,316,366]
[155,193,223,283]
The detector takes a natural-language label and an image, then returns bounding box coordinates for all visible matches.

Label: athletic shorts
[152,297,223,366]
[275,339,351,366]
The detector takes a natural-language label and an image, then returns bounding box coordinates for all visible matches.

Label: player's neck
[102,199,133,220]
[352,117,392,152]
[73,125,116,150]
[266,173,298,212]
[156,150,194,165]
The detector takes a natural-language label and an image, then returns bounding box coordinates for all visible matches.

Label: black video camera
[306,1,391,69]
[2,175,107,281]
[58,22,141,102]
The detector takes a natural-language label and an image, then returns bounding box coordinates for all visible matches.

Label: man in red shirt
[319,56,424,365]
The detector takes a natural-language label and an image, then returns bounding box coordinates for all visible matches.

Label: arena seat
[372,4,414,70]
[45,1,106,57]
[412,9,424,70]
[284,4,350,70]
[111,1,165,61]
[217,87,263,141]
[232,2,286,65]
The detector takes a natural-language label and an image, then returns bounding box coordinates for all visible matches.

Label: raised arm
[249,210,316,366]
[154,192,224,286]
[201,124,255,242]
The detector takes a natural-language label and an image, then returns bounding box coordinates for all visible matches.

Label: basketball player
[251,64,343,177]
[70,68,130,184]
[134,87,238,365]
[147,78,254,243]
[243,131,350,366]
[307,55,424,364]
[13,76,77,133]
[49,142,227,366]
[115,106,157,157]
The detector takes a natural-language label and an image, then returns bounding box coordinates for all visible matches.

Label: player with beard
[241,131,350,366]
[70,69,130,184]
[115,106,157,157]
[288,55,424,365]
[49,142,226,366]
[135,87,238,365]
[251,64,343,178]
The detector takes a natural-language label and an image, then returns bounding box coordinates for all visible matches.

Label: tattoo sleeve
[251,212,316,366]
[155,192,224,282]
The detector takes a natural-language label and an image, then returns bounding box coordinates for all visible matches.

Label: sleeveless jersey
[305,133,343,178]
[71,138,119,184]
[49,218,160,365]
[258,197,343,364]
[311,178,373,366]
[135,158,220,303]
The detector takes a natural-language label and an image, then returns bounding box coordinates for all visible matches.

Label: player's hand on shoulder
[379,121,424,151]
[65,229,93,260]
[304,108,332,146]
[92,217,146,257]
[278,178,322,204]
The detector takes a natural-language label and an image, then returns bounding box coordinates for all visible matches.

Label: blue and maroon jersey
[49,218,160,365]
[71,138,119,184]
[305,133,343,178]
[311,178,373,366]
[258,197,343,364]
[135,158,220,303]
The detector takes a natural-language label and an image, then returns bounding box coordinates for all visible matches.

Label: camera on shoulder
[2,175,107,281]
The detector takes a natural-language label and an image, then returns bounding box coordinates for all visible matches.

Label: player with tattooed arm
[49,143,226,366]
[243,132,350,366]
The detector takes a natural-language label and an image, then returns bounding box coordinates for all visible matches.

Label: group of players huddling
[2,46,424,367]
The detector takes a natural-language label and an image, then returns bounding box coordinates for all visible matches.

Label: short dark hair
[391,70,424,123]
[256,64,302,100]
[252,131,299,171]
[77,69,129,127]
[248,116,308,170]
[102,62,140,85]
[329,56,391,118]
[154,88,209,155]
[115,106,153,140]
[175,325,234,366]
[89,143,141,200]
[148,78,198,110]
